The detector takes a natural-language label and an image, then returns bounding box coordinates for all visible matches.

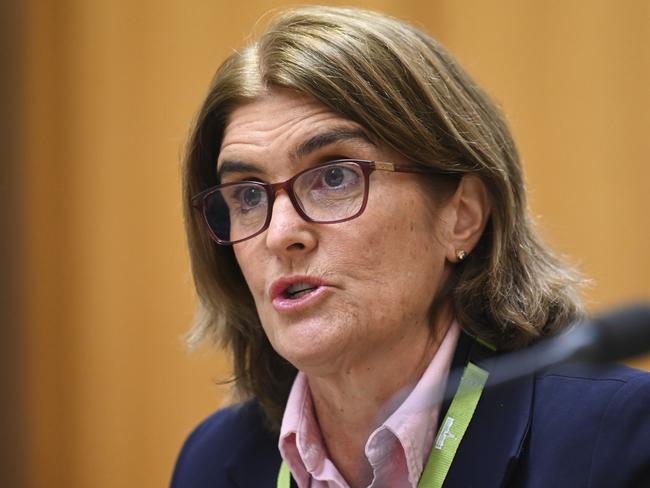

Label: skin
[218,89,490,488]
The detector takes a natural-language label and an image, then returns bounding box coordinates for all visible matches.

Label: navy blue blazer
[171,336,650,487]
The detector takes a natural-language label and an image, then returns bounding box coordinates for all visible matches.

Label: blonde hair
[183,6,584,428]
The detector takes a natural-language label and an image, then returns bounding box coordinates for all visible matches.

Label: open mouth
[284,282,318,299]
[270,276,330,311]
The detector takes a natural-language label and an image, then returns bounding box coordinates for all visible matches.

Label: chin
[272,325,346,373]
[261,302,357,371]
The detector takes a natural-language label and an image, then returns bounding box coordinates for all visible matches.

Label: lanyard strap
[419,361,488,487]
[277,460,292,487]
[277,361,489,488]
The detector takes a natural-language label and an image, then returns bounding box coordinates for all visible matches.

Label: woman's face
[218,90,457,376]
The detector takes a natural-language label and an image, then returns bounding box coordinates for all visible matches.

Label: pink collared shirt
[279,321,460,488]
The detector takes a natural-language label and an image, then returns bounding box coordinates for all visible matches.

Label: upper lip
[269,275,329,300]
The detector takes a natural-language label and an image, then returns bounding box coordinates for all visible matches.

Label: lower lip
[272,286,332,313]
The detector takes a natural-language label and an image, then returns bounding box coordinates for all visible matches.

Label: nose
[264,191,318,255]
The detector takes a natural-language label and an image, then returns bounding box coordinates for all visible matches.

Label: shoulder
[532,362,650,426]
[534,361,650,406]
[171,400,281,488]
[520,363,650,487]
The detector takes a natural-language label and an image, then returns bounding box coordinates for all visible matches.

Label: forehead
[218,90,374,173]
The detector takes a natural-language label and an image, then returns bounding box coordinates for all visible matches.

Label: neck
[306,315,452,488]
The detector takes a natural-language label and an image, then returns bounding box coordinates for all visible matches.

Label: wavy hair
[182,6,584,428]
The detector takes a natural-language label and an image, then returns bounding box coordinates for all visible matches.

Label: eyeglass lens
[204,161,366,243]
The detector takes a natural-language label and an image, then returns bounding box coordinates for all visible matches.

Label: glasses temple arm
[373,161,463,177]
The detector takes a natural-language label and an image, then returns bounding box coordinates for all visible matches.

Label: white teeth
[286,282,316,296]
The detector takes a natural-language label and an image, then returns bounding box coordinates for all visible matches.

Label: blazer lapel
[224,403,282,487]
[442,338,535,487]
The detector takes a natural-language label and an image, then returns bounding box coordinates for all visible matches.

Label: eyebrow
[217,160,265,181]
[293,126,377,160]
[217,126,377,180]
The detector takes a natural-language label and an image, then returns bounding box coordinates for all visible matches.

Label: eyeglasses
[191,159,460,245]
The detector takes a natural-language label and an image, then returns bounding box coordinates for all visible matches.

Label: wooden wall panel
[22,1,649,487]
[1,1,28,487]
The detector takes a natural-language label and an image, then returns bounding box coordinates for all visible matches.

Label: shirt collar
[367,321,460,485]
[279,321,460,487]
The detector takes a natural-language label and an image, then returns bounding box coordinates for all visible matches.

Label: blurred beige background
[4,0,649,487]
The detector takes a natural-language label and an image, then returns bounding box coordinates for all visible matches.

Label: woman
[172,6,650,488]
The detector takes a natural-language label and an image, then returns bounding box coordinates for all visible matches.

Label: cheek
[367,201,449,304]
[371,196,446,269]
[233,243,269,300]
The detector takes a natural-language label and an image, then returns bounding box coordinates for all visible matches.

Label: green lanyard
[277,361,489,488]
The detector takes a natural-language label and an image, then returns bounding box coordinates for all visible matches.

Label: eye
[323,167,346,187]
[310,164,361,191]
[225,184,267,214]
[241,186,265,208]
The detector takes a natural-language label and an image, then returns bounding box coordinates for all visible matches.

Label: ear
[444,174,491,263]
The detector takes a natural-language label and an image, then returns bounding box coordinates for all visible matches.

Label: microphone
[479,303,650,386]
[576,303,650,362]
